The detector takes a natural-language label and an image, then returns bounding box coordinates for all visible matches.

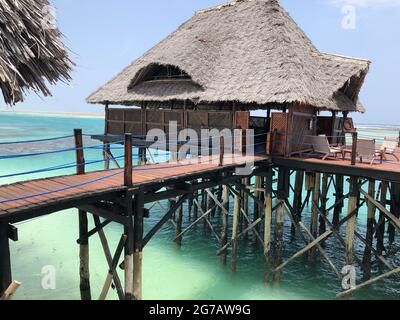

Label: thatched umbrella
[0,0,73,105]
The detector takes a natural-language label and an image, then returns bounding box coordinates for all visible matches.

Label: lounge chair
[379,138,399,162]
[357,139,383,165]
[307,135,343,160]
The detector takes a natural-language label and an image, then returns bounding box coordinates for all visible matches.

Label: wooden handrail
[124,133,133,187]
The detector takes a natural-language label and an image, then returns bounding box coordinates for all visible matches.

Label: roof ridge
[321,52,371,64]
[196,0,277,15]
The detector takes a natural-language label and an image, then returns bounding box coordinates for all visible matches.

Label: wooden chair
[379,138,399,162]
[357,139,382,165]
[307,135,343,160]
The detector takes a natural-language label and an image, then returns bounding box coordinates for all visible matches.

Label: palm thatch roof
[0,0,73,105]
[87,0,370,112]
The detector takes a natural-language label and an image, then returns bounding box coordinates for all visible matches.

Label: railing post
[242,129,247,155]
[124,133,133,187]
[219,136,224,167]
[351,131,358,166]
[266,132,272,156]
[74,129,85,175]
[74,128,91,300]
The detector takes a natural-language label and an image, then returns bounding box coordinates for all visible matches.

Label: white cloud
[330,0,400,7]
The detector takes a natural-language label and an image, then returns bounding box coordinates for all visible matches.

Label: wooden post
[0,220,11,297]
[175,204,183,247]
[291,170,304,237]
[362,179,376,280]
[242,178,249,239]
[231,188,240,273]
[133,192,144,300]
[74,129,91,300]
[309,172,320,260]
[124,134,133,187]
[219,136,224,167]
[253,176,262,244]
[193,191,199,221]
[274,168,287,283]
[220,185,229,265]
[124,134,134,300]
[264,168,273,283]
[103,104,110,170]
[351,131,358,166]
[333,174,344,229]
[319,174,329,236]
[388,183,400,243]
[346,176,358,265]
[376,181,388,256]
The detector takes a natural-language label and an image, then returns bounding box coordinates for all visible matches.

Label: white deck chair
[379,138,399,162]
[307,135,343,160]
[357,139,381,165]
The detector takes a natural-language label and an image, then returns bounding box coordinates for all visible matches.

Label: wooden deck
[0,154,267,222]
[274,151,400,183]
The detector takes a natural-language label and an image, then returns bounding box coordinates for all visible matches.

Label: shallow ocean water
[0,112,399,300]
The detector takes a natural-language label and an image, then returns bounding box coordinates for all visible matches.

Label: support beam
[333,174,345,229]
[274,167,288,283]
[175,203,183,247]
[78,210,91,300]
[0,220,11,297]
[133,192,145,300]
[93,216,124,300]
[377,182,388,256]
[319,174,329,237]
[221,185,229,265]
[291,170,304,237]
[362,179,376,280]
[264,168,273,283]
[346,176,358,266]
[231,188,240,273]
[309,172,320,260]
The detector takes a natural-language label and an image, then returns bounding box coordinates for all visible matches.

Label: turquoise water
[1,112,399,300]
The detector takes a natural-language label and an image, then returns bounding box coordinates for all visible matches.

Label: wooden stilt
[0,220,11,297]
[274,168,288,283]
[202,189,207,229]
[175,204,183,247]
[74,129,91,300]
[124,133,134,300]
[388,183,400,243]
[319,174,329,237]
[133,192,144,300]
[291,170,304,237]
[242,178,249,239]
[346,176,358,265]
[377,181,388,256]
[309,172,320,260]
[79,210,91,300]
[220,185,229,265]
[253,176,262,244]
[264,168,273,283]
[332,174,344,229]
[193,191,199,221]
[231,188,240,273]
[362,179,376,280]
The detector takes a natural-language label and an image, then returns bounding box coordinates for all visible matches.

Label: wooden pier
[1,130,400,300]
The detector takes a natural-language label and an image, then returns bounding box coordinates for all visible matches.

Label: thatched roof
[87,0,370,112]
[0,0,73,105]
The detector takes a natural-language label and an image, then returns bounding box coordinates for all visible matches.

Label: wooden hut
[0,0,73,105]
[87,0,370,156]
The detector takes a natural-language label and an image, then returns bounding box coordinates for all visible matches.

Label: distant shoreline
[0,109,104,119]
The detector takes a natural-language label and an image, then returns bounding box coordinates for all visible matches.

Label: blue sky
[1,0,399,125]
